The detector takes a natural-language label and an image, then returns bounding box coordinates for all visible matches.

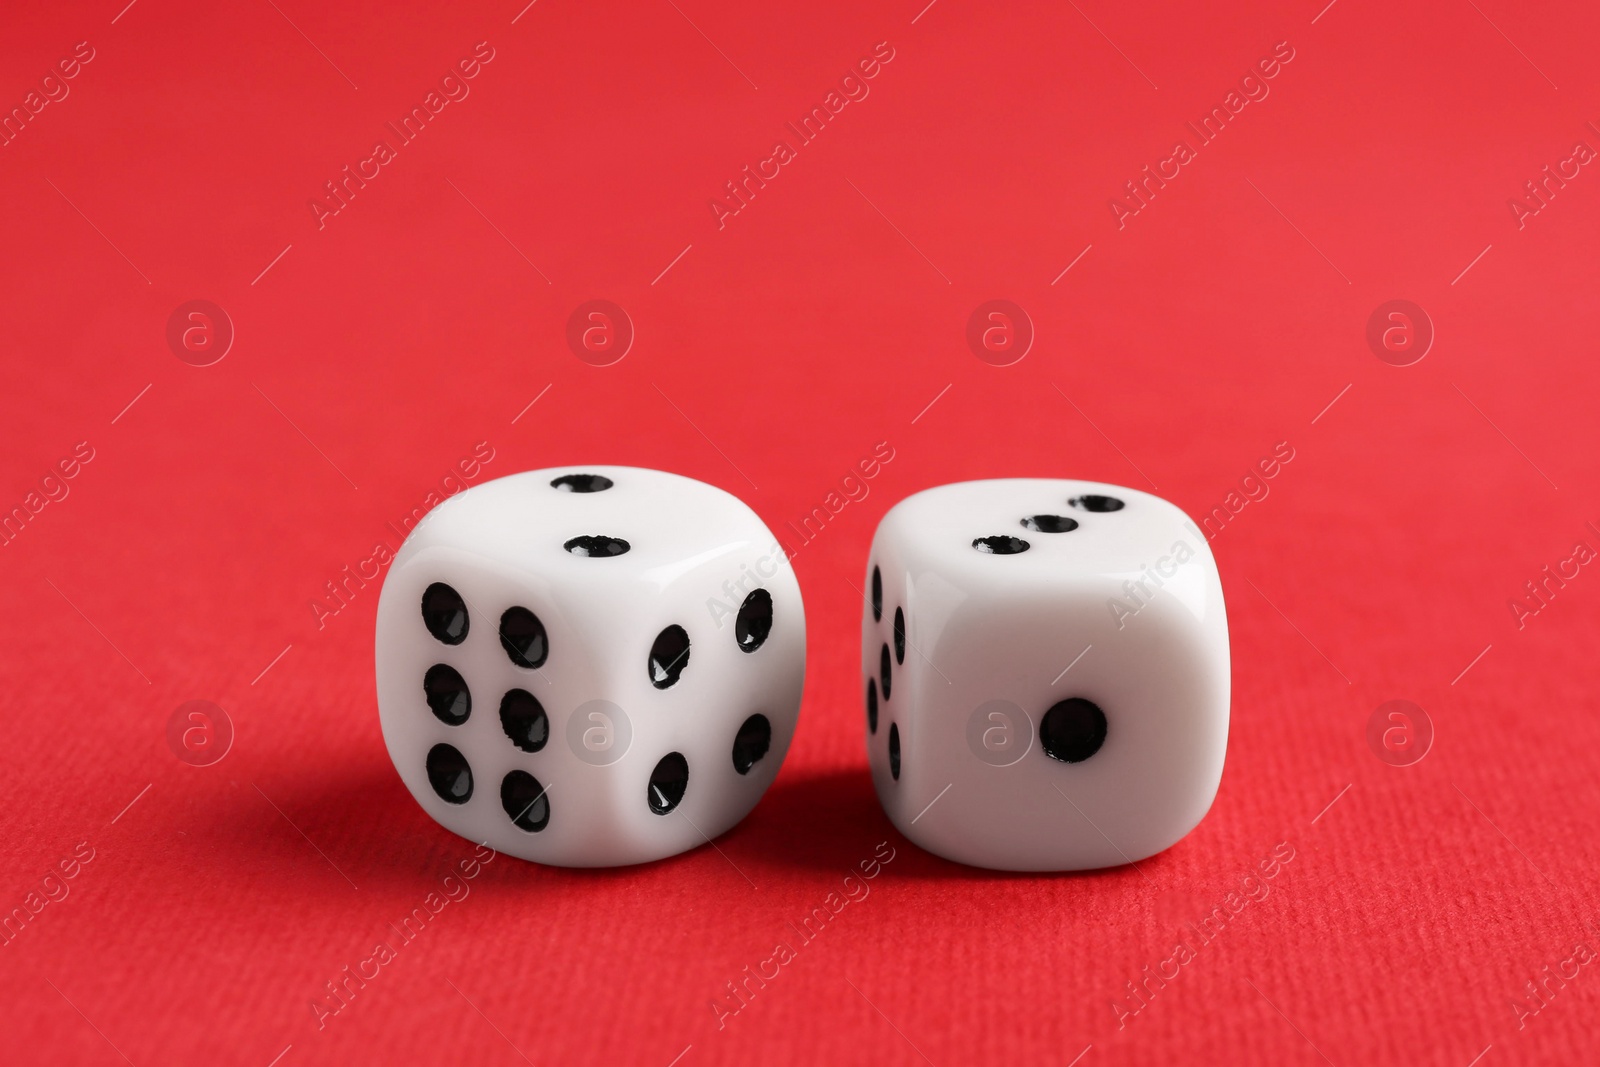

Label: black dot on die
[973,535,1030,555]
[425,743,473,804]
[564,534,630,557]
[870,566,883,621]
[647,752,689,815]
[879,644,892,701]
[499,688,549,752]
[731,714,772,774]
[420,583,468,644]
[1040,698,1108,763]
[1021,514,1080,533]
[499,607,548,668]
[423,664,470,726]
[649,625,691,689]
[500,770,550,832]
[1070,494,1125,513]
[888,723,901,781]
[892,607,906,665]
[735,589,773,653]
[550,473,613,493]
[866,678,878,734]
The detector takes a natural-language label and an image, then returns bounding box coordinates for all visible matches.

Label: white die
[376,466,804,867]
[861,479,1228,871]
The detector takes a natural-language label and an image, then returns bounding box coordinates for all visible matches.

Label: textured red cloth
[2,1,1597,1063]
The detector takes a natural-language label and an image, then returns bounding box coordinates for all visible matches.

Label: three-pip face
[862,479,1229,871]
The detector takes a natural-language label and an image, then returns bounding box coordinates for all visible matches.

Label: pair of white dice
[375,466,1228,871]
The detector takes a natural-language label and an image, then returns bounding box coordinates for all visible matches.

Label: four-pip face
[862,479,1230,871]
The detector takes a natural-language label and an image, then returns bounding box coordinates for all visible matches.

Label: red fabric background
[2,0,1598,1063]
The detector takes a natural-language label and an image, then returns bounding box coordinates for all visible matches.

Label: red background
[3,0,1598,1063]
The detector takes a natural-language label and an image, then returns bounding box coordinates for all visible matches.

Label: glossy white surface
[376,466,805,867]
[862,479,1229,871]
